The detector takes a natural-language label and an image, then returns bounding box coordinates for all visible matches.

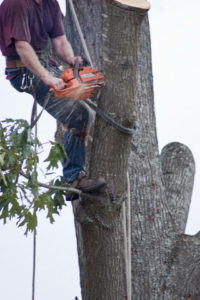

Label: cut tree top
[112,0,150,11]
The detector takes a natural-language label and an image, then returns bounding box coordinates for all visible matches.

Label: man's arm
[15,41,65,90]
[52,35,83,65]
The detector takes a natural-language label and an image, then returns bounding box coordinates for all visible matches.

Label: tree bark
[62,1,198,300]
[64,1,144,299]
[167,233,200,300]
[161,142,195,233]
[129,15,176,299]
[129,14,196,300]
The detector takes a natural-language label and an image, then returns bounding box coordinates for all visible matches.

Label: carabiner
[27,74,35,88]
[20,73,27,90]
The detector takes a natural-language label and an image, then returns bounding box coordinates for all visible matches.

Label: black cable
[85,99,139,135]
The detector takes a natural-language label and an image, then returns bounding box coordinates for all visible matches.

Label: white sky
[0,1,200,300]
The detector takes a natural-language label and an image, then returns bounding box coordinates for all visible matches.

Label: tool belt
[5,59,35,89]
[5,53,44,80]
[5,53,43,68]
[6,59,25,68]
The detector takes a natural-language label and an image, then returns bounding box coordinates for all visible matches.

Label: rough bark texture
[167,233,200,300]
[64,1,142,299]
[161,142,195,233]
[129,16,176,300]
[62,1,198,300]
[129,15,196,300]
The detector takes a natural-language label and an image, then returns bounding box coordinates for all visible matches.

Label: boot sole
[79,181,107,192]
[66,181,107,201]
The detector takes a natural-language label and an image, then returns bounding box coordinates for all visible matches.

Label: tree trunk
[129,15,195,300]
[64,1,143,299]
[63,1,197,300]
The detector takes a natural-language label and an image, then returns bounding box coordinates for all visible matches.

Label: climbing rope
[32,225,37,300]
[30,96,55,300]
[122,172,132,300]
[30,92,52,129]
[30,100,38,300]
[68,0,93,67]
[31,100,38,300]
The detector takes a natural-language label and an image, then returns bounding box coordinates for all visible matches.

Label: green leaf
[44,142,66,170]
[0,119,67,234]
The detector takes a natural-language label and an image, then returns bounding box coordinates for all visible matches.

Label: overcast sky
[0,1,200,300]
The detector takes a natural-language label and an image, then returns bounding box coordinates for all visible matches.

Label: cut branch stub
[111,0,150,12]
[161,142,195,233]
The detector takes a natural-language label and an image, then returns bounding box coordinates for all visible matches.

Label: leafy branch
[0,118,82,234]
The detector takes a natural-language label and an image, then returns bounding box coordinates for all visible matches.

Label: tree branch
[19,171,94,201]
[161,142,195,233]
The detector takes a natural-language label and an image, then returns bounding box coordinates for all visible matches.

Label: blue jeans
[8,68,95,182]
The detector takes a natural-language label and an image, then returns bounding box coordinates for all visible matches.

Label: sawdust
[52,81,101,100]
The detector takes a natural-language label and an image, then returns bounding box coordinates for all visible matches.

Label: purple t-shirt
[0,0,65,56]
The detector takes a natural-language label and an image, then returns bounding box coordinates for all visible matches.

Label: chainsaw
[50,61,105,100]
[49,61,138,135]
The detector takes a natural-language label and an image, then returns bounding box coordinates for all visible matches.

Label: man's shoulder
[0,0,31,24]
[0,0,30,15]
[0,0,28,9]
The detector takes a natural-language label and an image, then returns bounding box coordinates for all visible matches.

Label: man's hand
[41,75,65,90]
[42,56,83,90]
[67,56,83,66]
[52,36,83,66]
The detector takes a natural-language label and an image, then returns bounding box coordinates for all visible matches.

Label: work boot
[74,176,107,192]
[65,174,107,201]
[115,0,150,11]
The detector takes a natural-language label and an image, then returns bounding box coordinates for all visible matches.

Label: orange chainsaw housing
[51,66,105,100]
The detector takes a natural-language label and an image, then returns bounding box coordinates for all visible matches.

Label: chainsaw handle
[49,83,67,94]
[73,59,81,82]
[82,56,90,66]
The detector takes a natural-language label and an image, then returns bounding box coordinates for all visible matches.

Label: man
[0,0,107,194]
